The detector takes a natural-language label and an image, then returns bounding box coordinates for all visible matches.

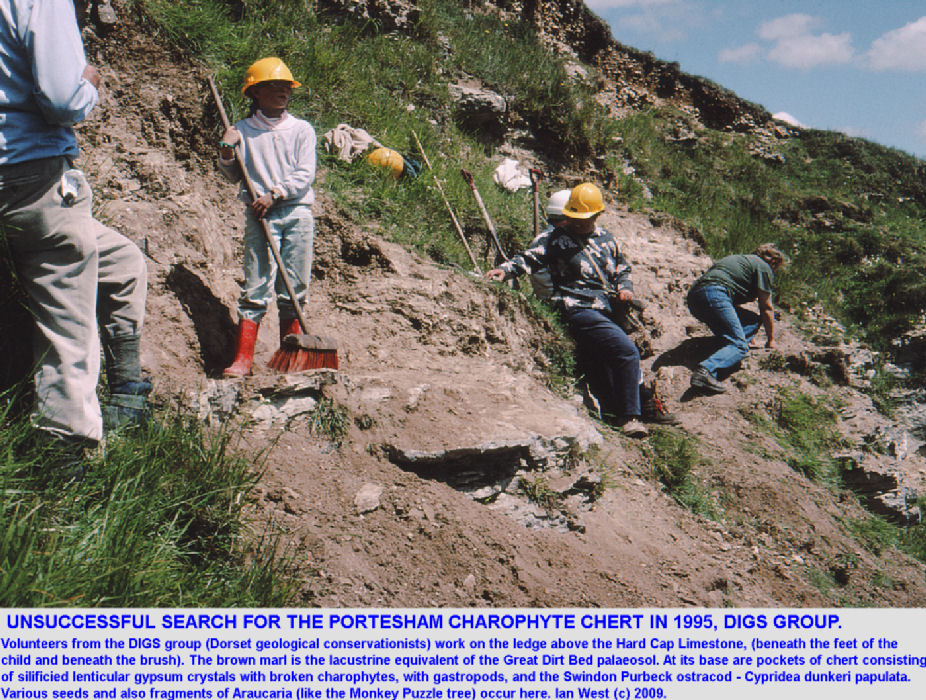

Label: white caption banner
[2,609,925,700]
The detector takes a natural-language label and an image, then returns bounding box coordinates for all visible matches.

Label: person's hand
[250,192,274,219]
[617,289,634,303]
[82,65,100,89]
[222,127,241,146]
[485,269,506,282]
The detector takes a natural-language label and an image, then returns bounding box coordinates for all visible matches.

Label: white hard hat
[546,189,571,218]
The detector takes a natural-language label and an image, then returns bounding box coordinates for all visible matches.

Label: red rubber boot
[223,319,259,377]
[279,317,302,346]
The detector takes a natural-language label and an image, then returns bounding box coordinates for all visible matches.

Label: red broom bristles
[268,347,338,372]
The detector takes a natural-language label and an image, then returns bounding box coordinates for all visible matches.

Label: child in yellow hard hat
[217,57,317,377]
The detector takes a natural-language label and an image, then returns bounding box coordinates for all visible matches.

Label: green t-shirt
[690,254,774,306]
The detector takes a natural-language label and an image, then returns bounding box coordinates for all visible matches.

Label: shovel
[529,168,544,239]
[460,168,508,265]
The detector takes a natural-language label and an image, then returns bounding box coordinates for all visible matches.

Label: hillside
[6,0,926,606]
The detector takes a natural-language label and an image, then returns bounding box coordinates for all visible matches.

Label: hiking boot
[619,418,649,438]
[103,378,153,432]
[604,414,649,437]
[690,367,726,394]
[642,394,681,425]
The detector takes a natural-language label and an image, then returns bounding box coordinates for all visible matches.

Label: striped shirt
[500,226,633,313]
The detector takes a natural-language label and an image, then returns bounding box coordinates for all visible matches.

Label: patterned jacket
[499,225,632,314]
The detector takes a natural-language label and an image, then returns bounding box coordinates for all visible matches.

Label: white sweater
[219,111,316,207]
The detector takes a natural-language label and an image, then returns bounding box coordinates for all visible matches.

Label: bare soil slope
[74,10,926,607]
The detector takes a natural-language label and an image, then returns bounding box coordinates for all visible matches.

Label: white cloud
[753,14,854,69]
[767,32,853,69]
[867,17,926,71]
[758,14,818,41]
[718,43,761,64]
[620,9,687,42]
[586,0,676,8]
[772,112,803,127]
[838,126,869,139]
[594,0,702,44]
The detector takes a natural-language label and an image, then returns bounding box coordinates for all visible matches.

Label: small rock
[462,574,477,592]
[354,483,385,514]
[405,384,430,411]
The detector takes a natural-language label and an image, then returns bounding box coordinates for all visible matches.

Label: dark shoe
[690,367,726,394]
[103,378,153,432]
[36,433,95,485]
[642,394,681,425]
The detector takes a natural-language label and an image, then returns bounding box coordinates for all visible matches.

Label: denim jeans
[566,307,641,417]
[687,285,760,377]
[240,203,314,323]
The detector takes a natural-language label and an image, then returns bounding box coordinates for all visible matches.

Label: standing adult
[0,0,149,449]
[486,182,678,434]
[686,244,788,393]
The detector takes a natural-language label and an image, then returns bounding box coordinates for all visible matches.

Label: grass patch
[842,499,926,572]
[844,514,898,556]
[746,388,846,486]
[0,398,294,606]
[308,398,350,446]
[646,428,721,520]
[867,363,901,418]
[519,474,562,513]
[774,389,844,483]
[804,566,837,597]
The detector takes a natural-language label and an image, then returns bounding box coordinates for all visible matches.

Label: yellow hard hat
[563,182,605,219]
[367,147,405,178]
[241,57,301,94]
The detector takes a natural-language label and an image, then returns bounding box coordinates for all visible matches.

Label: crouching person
[686,244,788,394]
[486,183,678,436]
[0,0,150,457]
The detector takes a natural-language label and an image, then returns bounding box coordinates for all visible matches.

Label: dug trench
[4,8,926,607]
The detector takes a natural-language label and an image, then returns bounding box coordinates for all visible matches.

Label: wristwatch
[218,140,236,149]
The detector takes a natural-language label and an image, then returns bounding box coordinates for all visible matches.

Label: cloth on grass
[323,123,382,162]
[492,158,531,191]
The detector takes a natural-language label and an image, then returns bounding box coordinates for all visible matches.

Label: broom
[208,76,338,373]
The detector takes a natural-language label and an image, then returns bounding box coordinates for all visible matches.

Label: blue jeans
[687,285,760,377]
[240,203,314,323]
[565,307,640,417]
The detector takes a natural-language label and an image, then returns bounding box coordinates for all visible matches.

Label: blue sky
[585,1,926,158]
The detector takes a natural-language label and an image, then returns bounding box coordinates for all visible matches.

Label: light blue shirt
[0,0,98,164]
